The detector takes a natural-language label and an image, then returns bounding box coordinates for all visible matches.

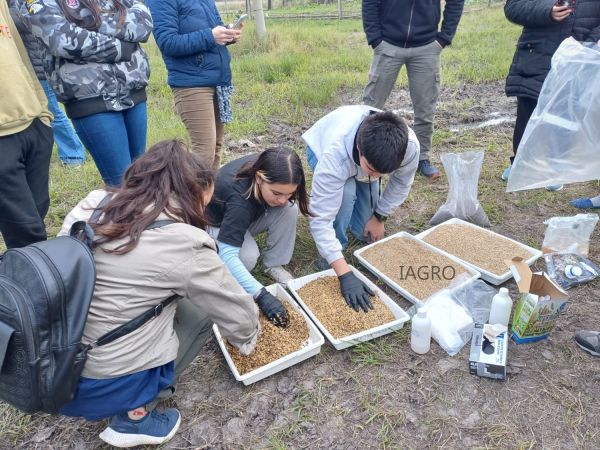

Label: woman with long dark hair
[19,0,153,186]
[57,140,259,447]
[206,147,313,327]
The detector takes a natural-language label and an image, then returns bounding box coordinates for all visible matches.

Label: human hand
[551,5,571,22]
[212,26,238,45]
[254,288,290,327]
[338,271,375,313]
[364,216,385,243]
[227,22,243,42]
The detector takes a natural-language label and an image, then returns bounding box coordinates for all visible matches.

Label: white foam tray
[353,232,481,304]
[214,284,324,386]
[286,265,410,350]
[414,218,543,285]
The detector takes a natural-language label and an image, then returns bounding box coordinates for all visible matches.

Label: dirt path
[3,83,600,450]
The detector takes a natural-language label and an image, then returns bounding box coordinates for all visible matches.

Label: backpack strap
[69,194,114,250]
[89,193,114,225]
[144,220,176,230]
[89,294,181,350]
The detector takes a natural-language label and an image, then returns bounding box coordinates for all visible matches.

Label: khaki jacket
[59,190,259,379]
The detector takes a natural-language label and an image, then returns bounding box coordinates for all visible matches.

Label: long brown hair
[235,147,314,217]
[91,140,214,255]
[60,0,127,32]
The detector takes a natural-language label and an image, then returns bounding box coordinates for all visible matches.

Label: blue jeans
[40,80,85,165]
[72,102,147,187]
[306,146,380,250]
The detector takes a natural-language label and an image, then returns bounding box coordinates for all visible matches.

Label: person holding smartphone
[502,0,600,193]
[146,0,243,170]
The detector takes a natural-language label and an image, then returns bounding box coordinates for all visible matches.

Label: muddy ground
[2,83,600,450]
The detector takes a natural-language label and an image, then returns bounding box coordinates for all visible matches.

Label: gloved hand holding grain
[360,237,467,300]
[296,276,396,339]
[422,224,534,275]
[225,305,309,375]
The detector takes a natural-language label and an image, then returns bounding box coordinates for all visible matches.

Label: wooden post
[252,0,266,39]
[337,0,341,19]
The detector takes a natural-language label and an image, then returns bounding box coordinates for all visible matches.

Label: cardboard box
[469,323,507,380]
[505,257,569,344]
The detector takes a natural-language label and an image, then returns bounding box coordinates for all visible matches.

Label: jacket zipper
[111,65,121,107]
[404,0,416,48]
[30,247,68,347]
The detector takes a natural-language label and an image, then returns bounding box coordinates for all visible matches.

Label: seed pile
[224,304,309,375]
[422,224,534,276]
[296,276,396,339]
[360,237,468,300]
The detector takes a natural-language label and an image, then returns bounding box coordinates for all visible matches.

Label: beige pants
[172,87,224,170]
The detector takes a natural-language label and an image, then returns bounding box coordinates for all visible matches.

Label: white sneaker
[265,266,294,287]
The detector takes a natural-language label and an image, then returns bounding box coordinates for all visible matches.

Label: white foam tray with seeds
[287,266,410,350]
[353,232,481,304]
[414,218,542,285]
[214,284,324,386]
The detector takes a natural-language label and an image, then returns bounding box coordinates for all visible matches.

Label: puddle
[450,114,515,133]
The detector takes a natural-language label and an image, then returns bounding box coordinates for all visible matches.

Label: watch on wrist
[374,211,388,223]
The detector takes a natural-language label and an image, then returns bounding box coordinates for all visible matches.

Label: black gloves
[338,271,375,313]
[255,288,290,328]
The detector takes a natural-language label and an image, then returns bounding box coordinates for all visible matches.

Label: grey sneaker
[317,256,331,271]
[417,159,440,179]
[574,330,600,357]
[264,266,294,287]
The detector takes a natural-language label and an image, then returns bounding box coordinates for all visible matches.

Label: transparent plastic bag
[542,213,598,257]
[545,251,600,290]
[430,150,491,227]
[407,275,496,356]
[507,38,600,192]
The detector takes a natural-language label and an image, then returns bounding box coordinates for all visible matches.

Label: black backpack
[0,195,178,414]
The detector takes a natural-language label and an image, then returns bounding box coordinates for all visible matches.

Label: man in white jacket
[303,106,419,313]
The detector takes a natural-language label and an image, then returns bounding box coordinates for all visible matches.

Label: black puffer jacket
[7,0,45,80]
[505,0,600,99]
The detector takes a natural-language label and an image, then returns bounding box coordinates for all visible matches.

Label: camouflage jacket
[18,0,153,119]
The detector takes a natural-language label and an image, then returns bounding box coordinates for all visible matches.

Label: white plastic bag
[507,38,600,192]
[542,213,599,257]
[430,150,491,227]
[407,276,497,356]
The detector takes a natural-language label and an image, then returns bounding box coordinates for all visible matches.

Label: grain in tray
[296,276,396,339]
[225,305,309,375]
[422,224,534,276]
[360,237,468,300]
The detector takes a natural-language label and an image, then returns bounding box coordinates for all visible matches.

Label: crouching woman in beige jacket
[57,140,260,448]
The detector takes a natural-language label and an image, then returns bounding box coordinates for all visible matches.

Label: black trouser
[0,119,54,249]
[511,96,538,164]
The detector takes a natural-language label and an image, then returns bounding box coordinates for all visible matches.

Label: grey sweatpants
[363,40,442,161]
[146,298,213,411]
[209,202,298,271]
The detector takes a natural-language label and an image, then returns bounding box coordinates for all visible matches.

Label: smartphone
[556,0,574,12]
[232,14,248,29]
